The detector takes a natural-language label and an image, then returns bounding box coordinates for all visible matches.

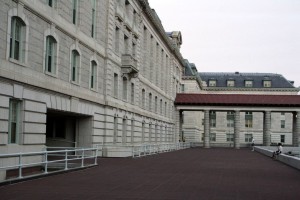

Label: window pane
[9,100,21,144]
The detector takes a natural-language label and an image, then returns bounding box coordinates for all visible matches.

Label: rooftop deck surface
[0,148,300,200]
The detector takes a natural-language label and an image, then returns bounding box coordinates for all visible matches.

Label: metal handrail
[0,147,99,183]
[132,142,191,158]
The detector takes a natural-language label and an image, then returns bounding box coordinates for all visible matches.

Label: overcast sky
[149,0,300,87]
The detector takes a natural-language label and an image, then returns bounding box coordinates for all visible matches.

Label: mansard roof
[199,72,296,88]
[175,93,300,107]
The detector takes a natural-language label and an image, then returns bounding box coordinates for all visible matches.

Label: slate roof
[199,72,296,88]
[175,93,300,107]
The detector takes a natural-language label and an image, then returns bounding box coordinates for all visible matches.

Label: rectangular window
[165,102,167,116]
[113,117,118,144]
[245,80,253,87]
[142,122,145,143]
[48,0,53,7]
[9,99,21,144]
[131,119,134,143]
[281,120,285,128]
[245,112,253,128]
[72,0,78,24]
[148,93,152,111]
[131,83,134,104]
[245,134,253,142]
[226,133,234,142]
[210,133,216,142]
[227,80,235,87]
[114,73,118,98]
[210,111,216,127]
[142,89,145,108]
[209,80,216,87]
[90,61,97,89]
[280,135,285,143]
[115,27,120,53]
[71,50,79,83]
[155,97,158,113]
[263,80,272,87]
[124,35,129,54]
[122,119,127,144]
[122,77,128,101]
[227,111,234,127]
[160,100,163,115]
[91,0,96,37]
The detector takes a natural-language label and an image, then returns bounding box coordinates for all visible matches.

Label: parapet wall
[254,146,300,170]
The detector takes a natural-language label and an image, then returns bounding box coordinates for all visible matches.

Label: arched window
[90,60,97,89]
[10,17,25,61]
[122,77,128,101]
[71,50,80,83]
[141,89,145,108]
[45,36,57,74]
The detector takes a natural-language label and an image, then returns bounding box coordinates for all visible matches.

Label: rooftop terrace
[0,148,300,200]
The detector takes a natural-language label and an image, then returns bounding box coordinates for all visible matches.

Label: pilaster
[204,110,210,148]
[263,111,271,146]
[293,112,300,147]
[234,110,240,149]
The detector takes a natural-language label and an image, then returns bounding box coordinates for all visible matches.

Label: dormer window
[227,80,235,87]
[245,80,253,87]
[263,80,271,87]
[209,80,216,87]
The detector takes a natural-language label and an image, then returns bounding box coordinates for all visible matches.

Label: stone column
[204,110,210,148]
[263,111,271,146]
[293,112,300,147]
[234,110,240,149]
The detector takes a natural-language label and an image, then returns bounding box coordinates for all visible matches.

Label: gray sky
[149,0,300,87]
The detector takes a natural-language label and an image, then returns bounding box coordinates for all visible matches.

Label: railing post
[95,148,98,165]
[18,153,23,178]
[44,151,48,174]
[81,149,85,167]
[64,151,68,170]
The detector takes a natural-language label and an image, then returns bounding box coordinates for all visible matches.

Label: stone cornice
[137,0,186,67]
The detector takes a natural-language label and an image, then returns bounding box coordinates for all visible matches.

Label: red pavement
[0,148,300,200]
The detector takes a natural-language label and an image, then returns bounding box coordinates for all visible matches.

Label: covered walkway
[0,148,300,200]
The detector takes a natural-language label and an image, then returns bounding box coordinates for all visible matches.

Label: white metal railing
[132,142,191,158]
[0,147,99,183]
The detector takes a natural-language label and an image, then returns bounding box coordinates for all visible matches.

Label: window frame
[227,80,235,87]
[72,0,78,25]
[245,80,253,87]
[209,80,216,87]
[10,17,26,62]
[8,99,22,144]
[45,35,57,75]
[245,112,253,128]
[226,133,234,142]
[210,133,216,142]
[114,73,119,98]
[91,0,96,38]
[263,80,272,87]
[90,60,97,90]
[71,49,80,84]
[122,76,128,101]
[245,134,253,142]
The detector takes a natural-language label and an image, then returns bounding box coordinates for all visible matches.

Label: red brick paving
[0,148,300,200]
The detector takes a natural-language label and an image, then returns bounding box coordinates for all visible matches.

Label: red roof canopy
[175,93,300,107]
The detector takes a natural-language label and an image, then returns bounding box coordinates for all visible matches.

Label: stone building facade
[181,63,299,147]
[0,0,185,160]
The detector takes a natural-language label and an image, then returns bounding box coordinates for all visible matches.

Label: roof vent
[235,71,239,74]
